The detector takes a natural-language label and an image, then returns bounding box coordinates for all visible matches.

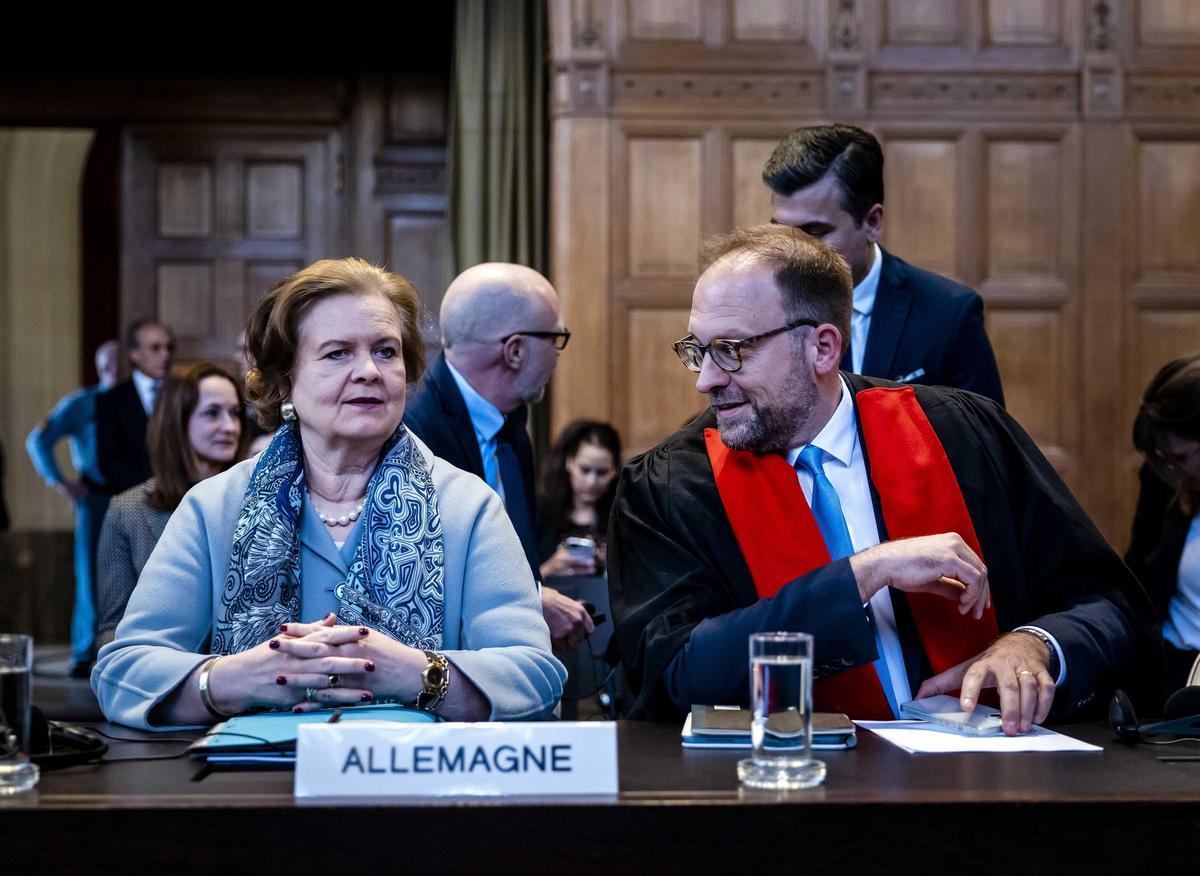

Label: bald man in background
[403,263,594,650]
[27,339,120,676]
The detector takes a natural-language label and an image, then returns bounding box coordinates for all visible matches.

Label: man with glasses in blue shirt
[608,224,1158,731]
[404,262,594,650]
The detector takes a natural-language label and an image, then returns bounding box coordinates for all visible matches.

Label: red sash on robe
[704,385,999,719]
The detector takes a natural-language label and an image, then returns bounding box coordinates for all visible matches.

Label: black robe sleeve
[924,388,1165,716]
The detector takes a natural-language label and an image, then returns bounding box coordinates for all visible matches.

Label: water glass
[0,634,39,795]
[738,631,826,790]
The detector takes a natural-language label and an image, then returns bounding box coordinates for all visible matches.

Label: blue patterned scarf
[213,422,445,655]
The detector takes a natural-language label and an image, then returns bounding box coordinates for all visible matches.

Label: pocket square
[894,368,926,383]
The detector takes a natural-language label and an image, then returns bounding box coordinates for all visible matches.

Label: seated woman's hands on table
[207,613,427,714]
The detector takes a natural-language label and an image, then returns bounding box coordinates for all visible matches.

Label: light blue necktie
[796,444,899,717]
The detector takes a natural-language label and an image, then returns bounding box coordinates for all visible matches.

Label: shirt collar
[852,242,883,317]
[786,376,858,469]
[444,359,505,442]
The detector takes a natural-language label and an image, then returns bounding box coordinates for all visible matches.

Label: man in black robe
[609,224,1160,730]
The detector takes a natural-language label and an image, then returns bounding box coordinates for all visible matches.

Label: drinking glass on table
[738,632,826,790]
[0,633,38,794]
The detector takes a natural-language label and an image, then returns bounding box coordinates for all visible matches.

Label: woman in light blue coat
[93,258,565,729]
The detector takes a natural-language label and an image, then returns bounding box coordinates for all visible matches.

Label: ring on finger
[1017,669,1034,678]
[305,687,320,702]
[328,674,340,688]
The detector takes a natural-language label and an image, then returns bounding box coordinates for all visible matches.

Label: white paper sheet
[854,720,1102,753]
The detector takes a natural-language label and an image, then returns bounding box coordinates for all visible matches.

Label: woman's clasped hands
[206,612,427,714]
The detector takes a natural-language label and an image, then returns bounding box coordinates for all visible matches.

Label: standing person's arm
[26,391,88,499]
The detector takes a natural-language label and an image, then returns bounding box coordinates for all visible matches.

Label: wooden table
[4,720,1199,872]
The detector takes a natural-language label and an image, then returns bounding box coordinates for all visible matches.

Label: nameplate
[294,721,619,798]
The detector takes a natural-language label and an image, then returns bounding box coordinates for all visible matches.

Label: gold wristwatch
[415,650,449,713]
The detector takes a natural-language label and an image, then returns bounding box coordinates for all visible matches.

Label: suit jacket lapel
[861,250,912,381]
[428,354,486,476]
[299,495,349,576]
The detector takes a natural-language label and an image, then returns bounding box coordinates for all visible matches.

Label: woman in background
[1128,354,1200,689]
[95,363,248,643]
[537,420,621,579]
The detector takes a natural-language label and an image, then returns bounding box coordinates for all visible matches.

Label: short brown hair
[700,224,853,351]
[147,362,249,512]
[244,258,426,430]
[1134,354,1200,514]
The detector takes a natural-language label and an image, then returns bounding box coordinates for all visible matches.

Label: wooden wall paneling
[1127,0,1200,70]
[876,128,965,281]
[386,212,448,317]
[985,0,1062,46]
[731,0,810,42]
[548,116,614,435]
[730,134,789,231]
[623,303,709,454]
[157,162,213,238]
[122,127,340,366]
[978,124,1082,489]
[628,0,705,41]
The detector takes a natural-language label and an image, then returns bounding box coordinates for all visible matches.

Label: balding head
[95,339,120,389]
[440,263,559,349]
[437,263,565,413]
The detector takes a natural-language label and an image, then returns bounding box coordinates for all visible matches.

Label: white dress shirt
[131,368,161,415]
[786,377,912,711]
[444,359,507,501]
[848,243,883,375]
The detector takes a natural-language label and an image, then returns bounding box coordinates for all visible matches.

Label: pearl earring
[280,402,296,422]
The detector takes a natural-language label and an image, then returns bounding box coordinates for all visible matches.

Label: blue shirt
[444,359,507,501]
[26,385,107,487]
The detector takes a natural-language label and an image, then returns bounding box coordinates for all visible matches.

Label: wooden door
[121,126,343,368]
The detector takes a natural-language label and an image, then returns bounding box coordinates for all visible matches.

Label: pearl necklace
[307,490,365,527]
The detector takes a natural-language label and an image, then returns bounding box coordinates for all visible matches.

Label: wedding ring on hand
[328,674,340,688]
[1017,670,1034,678]
[305,687,320,702]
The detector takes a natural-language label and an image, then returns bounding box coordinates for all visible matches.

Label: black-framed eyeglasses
[673,318,819,373]
[501,330,571,351]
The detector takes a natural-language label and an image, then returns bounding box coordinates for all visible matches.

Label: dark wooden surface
[4,719,1200,873]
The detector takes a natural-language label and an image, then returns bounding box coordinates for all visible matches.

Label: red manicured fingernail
[279,624,289,633]
[275,675,286,685]
[293,706,303,713]
[364,661,375,672]
[360,692,372,702]
[269,639,280,650]
[358,627,369,636]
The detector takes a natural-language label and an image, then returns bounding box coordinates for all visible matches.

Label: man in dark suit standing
[764,124,1004,405]
[96,320,173,496]
[404,263,594,650]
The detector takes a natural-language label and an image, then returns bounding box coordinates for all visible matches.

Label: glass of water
[738,631,826,790]
[0,634,38,795]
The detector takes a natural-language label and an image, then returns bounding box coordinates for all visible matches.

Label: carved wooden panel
[1137,0,1200,46]
[157,163,213,238]
[245,261,300,313]
[156,262,212,339]
[731,138,781,231]
[987,308,1064,448]
[386,213,448,320]
[1134,139,1200,277]
[625,306,706,455]
[124,127,337,364]
[985,138,1063,279]
[627,138,702,276]
[732,0,808,42]
[879,137,959,279]
[985,0,1061,46]
[387,72,449,143]
[628,0,703,41]
[882,0,963,46]
[246,162,304,239]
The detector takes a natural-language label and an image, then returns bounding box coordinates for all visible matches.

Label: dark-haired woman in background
[537,420,621,580]
[1128,354,1200,689]
[95,363,248,644]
